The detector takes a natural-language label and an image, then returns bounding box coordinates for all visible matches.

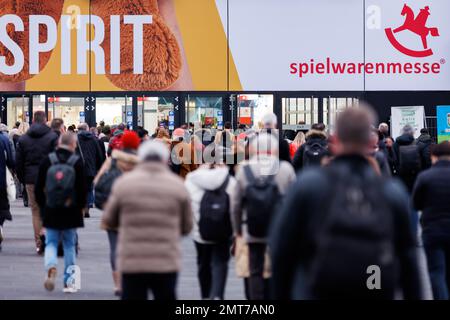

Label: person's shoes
[23,200,28,207]
[84,211,90,218]
[44,268,57,291]
[63,285,78,294]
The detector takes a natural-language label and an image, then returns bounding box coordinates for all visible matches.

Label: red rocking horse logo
[385,4,440,58]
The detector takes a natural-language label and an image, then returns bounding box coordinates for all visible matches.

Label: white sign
[391,106,425,139]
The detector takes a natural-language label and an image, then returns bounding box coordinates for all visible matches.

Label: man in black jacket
[416,128,433,170]
[35,133,86,293]
[77,123,103,218]
[292,123,328,172]
[393,125,425,193]
[412,142,450,300]
[16,111,58,254]
[271,106,423,300]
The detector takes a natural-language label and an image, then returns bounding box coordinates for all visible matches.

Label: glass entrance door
[48,96,85,128]
[137,96,175,135]
[323,97,359,133]
[281,96,319,132]
[95,97,133,127]
[186,95,224,130]
[235,94,274,130]
[6,95,30,129]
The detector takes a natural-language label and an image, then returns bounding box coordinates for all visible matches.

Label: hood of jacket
[396,134,415,146]
[417,134,432,144]
[305,129,327,141]
[26,123,52,138]
[111,149,139,164]
[186,165,229,191]
[78,130,94,141]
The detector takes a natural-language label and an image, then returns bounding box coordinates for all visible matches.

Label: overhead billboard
[0,0,449,92]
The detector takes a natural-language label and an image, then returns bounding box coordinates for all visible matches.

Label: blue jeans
[44,228,77,286]
[423,232,450,300]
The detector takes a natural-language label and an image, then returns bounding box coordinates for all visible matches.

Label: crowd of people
[0,104,449,300]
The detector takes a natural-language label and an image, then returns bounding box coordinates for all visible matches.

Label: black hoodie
[16,124,58,184]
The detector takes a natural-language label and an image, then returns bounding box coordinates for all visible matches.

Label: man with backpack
[185,147,238,300]
[292,123,329,172]
[271,106,423,300]
[234,133,295,300]
[34,133,86,293]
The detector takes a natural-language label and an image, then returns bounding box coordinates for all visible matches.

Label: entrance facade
[0,92,361,135]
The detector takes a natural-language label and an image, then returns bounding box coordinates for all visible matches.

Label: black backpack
[303,142,328,167]
[308,166,395,298]
[199,176,232,242]
[244,165,280,238]
[398,143,421,176]
[45,153,79,209]
[94,159,122,209]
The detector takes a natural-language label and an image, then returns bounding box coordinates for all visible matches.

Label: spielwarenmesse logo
[385,4,440,58]
[289,3,445,79]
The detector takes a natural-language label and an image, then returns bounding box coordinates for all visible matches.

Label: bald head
[58,132,78,152]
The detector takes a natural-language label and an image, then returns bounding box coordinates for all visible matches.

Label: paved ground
[0,201,245,300]
[0,201,433,300]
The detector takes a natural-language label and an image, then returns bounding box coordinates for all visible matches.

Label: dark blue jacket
[16,124,58,184]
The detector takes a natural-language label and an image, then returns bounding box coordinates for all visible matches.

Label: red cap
[121,130,141,150]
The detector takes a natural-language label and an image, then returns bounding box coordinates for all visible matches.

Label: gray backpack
[45,152,79,209]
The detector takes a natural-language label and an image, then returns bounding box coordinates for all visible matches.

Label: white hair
[138,140,170,162]
[250,133,279,155]
[262,113,278,128]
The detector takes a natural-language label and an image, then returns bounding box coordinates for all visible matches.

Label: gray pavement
[0,201,433,300]
[0,201,245,300]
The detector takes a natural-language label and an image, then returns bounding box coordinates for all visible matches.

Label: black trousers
[121,273,177,300]
[195,241,230,300]
[248,243,267,300]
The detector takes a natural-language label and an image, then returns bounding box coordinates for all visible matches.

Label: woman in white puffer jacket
[185,162,238,300]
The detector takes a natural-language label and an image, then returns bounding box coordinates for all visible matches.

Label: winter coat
[393,134,425,193]
[101,162,193,274]
[416,134,433,170]
[77,130,103,178]
[16,124,58,184]
[292,129,328,171]
[34,148,86,230]
[412,160,450,236]
[0,134,15,222]
[185,165,238,244]
[270,154,423,300]
[234,156,296,243]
